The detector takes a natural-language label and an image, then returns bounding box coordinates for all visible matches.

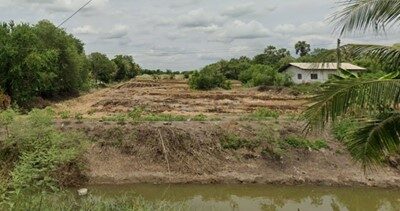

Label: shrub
[239,64,292,87]
[332,118,359,142]
[0,109,87,191]
[189,67,231,90]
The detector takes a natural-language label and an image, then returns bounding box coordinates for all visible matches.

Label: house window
[297,74,302,80]
[311,74,318,80]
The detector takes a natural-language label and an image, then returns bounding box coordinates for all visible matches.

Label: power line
[57,0,94,28]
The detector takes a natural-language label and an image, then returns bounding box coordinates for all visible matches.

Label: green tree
[189,66,231,90]
[295,41,311,57]
[112,55,141,81]
[88,53,116,83]
[0,20,89,107]
[239,64,292,87]
[304,0,400,168]
[253,46,291,68]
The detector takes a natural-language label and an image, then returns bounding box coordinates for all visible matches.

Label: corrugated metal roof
[289,63,366,71]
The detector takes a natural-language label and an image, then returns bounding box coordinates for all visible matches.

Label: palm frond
[343,44,400,68]
[347,112,400,169]
[333,0,400,34]
[304,79,400,129]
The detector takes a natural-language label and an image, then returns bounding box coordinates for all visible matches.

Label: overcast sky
[0,0,399,70]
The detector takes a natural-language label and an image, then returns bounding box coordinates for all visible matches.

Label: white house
[280,63,366,84]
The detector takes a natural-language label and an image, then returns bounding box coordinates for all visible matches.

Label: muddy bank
[59,120,400,188]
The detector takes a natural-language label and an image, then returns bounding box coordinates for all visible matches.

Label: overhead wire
[57,0,94,28]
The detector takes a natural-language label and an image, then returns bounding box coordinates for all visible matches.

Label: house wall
[284,66,341,84]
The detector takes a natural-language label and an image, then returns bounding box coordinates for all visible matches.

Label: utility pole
[336,38,341,71]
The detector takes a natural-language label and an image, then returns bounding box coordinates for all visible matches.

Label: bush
[0,109,87,191]
[239,64,292,87]
[332,118,359,142]
[189,67,231,90]
[0,20,90,107]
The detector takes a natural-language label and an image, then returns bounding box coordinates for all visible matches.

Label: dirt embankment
[60,120,400,188]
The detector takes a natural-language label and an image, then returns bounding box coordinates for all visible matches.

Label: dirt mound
[76,122,230,175]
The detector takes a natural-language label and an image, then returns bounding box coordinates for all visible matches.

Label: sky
[0,0,399,71]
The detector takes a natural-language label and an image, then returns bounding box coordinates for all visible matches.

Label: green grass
[103,110,216,123]
[332,118,360,142]
[102,114,128,124]
[241,108,280,121]
[0,191,184,211]
[142,113,188,122]
[280,136,329,151]
[59,111,71,119]
[192,114,207,121]
[220,134,260,150]
[289,83,323,95]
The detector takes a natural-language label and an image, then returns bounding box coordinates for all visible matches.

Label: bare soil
[53,79,400,187]
[53,79,306,118]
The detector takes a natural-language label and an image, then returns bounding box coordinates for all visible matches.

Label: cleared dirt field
[54,79,306,119]
[52,78,400,187]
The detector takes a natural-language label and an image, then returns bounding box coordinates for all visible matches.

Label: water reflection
[89,184,400,211]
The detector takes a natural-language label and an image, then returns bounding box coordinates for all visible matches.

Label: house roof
[282,63,366,71]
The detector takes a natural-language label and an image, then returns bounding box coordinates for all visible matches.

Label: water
[89,184,400,211]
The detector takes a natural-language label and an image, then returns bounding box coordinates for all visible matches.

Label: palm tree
[304,0,400,169]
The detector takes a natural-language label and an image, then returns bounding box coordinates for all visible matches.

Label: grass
[59,110,71,119]
[220,134,260,150]
[241,108,280,121]
[101,108,214,123]
[280,136,329,151]
[289,83,323,95]
[142,113,188,122]
[332,118,359,142]
[0,191,184,211]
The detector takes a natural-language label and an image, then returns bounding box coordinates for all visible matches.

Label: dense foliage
[305,0,400,168]
[0,21,90,107]
[189,67,231,90]
[0,20,142,108]
[0,109,86,192]
[238,64,292,87]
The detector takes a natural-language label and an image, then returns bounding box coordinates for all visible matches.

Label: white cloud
[102,24,129,39]
[274,24,296,34]
[222,2,256,17]
[15,0,109,13]
[214,20,271,42]
[178,8,224,28]
[72,25,98,34]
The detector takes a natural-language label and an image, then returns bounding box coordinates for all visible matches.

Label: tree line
[188,40,397,90]
[0,20,142,108]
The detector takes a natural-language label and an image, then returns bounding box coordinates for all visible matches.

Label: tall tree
[0,20,89,107]
[295,41,311,57]
[253,45,291,67]
[112,55,141,81]
[304,0,400,168]
[88,53,116,83]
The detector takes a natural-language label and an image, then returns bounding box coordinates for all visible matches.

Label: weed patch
[242,108,280,121]
[280,136,329,151]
